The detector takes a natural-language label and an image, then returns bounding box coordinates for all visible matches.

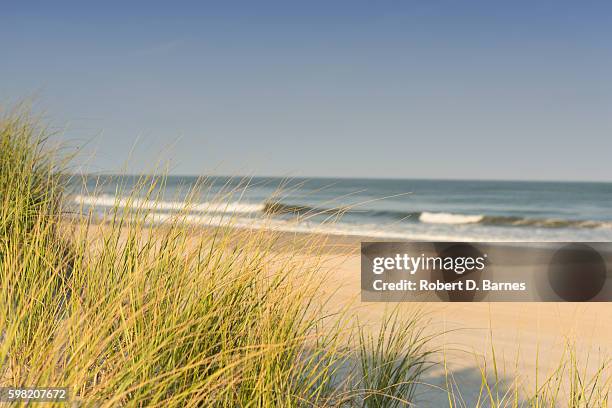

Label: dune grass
[0,109,349,406]
[444,333,611,407]
[356,309,436,407]
[0,108,610,406]
[0,108,438,406]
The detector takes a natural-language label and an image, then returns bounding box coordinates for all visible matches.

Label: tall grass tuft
[445,340,611,407]
[355,309,436,407]
[0,108,349,406]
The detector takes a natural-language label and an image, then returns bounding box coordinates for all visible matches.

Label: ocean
[72,176,612,242]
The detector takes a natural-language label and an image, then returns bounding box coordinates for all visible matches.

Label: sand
[266,229,612,404]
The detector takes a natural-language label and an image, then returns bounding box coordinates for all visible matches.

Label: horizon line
[69,172,612,184]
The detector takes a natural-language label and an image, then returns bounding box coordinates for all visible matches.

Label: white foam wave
[74,194,265,214]
[419,212,484,225]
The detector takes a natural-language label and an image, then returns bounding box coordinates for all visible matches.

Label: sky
[1,1,612,181]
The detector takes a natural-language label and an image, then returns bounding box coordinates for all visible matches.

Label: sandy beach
[249,227,612,404]
[62,209,612,405]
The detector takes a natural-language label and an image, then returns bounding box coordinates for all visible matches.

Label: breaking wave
[74,194,265,214]
[419,212,612,229]
[419,212,484,224]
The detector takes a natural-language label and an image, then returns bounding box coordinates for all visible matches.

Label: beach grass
[1,108,610,406]
[444,333,611,407]
[0,108,436,406]
[0,108,348,406]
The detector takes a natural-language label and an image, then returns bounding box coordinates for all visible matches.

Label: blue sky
[2,1,611,180]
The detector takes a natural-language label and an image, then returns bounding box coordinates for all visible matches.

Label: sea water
[71,176,612,242]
